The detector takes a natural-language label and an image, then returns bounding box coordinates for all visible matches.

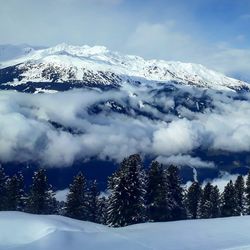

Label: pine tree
[198,182,213,219]
[221,180,237,217]
[245,171,250,215]
[65,172,88,220]
[210,185,221,218]
[47,189,58,214]
[87,180,100,223]
[26,169,56,214]
[0,166,7,210]
[5,173,25,211]
[97,196,108,225]
[165,165,186,221]
[186,181,202,219]
[57,200,66,215]
[146,161,169,222]
[107,154,146,227]
[234,175,245,216]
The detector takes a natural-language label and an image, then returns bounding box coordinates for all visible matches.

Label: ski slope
[1,211,250,250]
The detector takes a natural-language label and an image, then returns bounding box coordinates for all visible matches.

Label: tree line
[0,154,249,227]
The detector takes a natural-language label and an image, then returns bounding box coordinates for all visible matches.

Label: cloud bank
[0,83,250,168]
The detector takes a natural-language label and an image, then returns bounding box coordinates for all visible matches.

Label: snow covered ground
[1,212,250,250]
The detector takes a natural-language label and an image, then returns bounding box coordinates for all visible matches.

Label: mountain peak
[44,43,110,57]
[0,43,249,92]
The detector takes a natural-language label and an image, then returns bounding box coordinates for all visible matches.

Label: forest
[0,154,248,227]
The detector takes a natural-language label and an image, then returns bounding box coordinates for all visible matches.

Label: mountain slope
[0,43,248,93]
[1,211,250,250]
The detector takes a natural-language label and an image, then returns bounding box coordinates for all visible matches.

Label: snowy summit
[0,43,248,92]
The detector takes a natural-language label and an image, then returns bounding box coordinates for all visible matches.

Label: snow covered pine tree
[87,180,100,223]
[65,172,88,220]
[234,175,245,216]
[107,154,146,227]
[186,181,202,219]
[146,161,169,222]
[26,169,56,214]
[165,165,186,221]
[5,173,25,211]
[221,180,237,217]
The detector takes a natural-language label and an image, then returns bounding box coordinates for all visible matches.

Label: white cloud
[152,119,203,156]
[156,155,215,168]
[0,83,250,167]
[206,47,250,81]
[0,0,129,47]
[202,100,250,152]
[126,21,200,61]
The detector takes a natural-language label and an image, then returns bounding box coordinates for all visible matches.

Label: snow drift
[1,211,250,250]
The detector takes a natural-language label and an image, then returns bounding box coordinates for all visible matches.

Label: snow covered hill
[0,43,248,93]
[1,211,250,250]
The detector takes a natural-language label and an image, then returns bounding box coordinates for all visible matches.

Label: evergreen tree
[198,182,213,219]
[186,181,202,219]
[245,171,250,215]
[234,175,245,216]
[210,185,221,218]
[165,165,186,221]
[0,166,7,210]
[97,196,108,225]
[87,180,100,223]
[65,172,88,220]
[146,161,168,222]
[26,169,56,214]
[47,189,58,214]
[5,173,25,211]
[57,201,66,216]
[107,154,146,227]
[221,180,237,217]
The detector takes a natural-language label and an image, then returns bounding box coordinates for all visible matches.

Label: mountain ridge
[0,43,248,93]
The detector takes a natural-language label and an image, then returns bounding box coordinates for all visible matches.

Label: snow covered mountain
[2,211,250,250]
[0,43,248,93]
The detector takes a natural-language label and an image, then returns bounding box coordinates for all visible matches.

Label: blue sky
[1,0,250,80]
